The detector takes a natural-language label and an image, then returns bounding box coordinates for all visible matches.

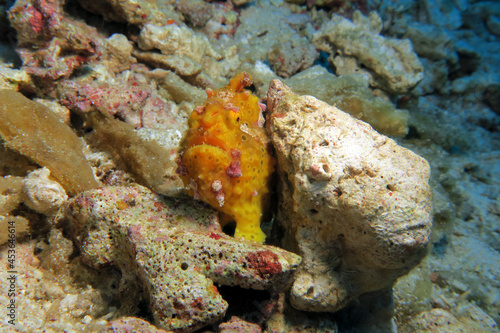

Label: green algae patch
[0,90,98,196]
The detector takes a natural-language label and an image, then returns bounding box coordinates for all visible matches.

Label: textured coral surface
[0,0,499,331]
[267,80,433,313]
[66,185,300,332]
[178,73,275,243]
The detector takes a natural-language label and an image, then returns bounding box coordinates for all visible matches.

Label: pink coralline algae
[65,185,301,332]
[58,79,177,129]
[8,0,101,89]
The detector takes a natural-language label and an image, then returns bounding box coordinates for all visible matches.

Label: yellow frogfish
[177,72,275,243]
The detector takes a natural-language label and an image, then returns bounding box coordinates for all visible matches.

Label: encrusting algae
[177,73,275,243]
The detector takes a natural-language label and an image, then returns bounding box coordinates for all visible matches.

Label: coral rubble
[235,5,318,78]
[0,0,499,331]
[66,185,300,332]
[313,11,424,94]
[7,0,101,91]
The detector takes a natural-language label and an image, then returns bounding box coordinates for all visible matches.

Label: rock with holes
[65,184,300,332]
[266,80,432,313]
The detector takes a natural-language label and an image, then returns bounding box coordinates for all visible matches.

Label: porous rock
[266,80,432,313]
[312,11,423,94]
[65,185,301,332]
[0,229,114,332]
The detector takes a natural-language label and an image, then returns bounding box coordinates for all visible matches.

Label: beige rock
[98,317,173,333]
[0,175,23,215]
[146,69,206,105]
[137,24,221,63]
[104,33,137,73]
[400,305,500,333]
[33,99,71,125]
[132,49,202,76]
[0,215,30,245]
[76,0,180,27]
[313,11,423,94]
[232,0,253,5]
[0,63,35,93]
[285,66,410,137]
[266,80,432,313]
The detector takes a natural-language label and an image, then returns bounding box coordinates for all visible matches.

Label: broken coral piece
[104,33,137,74]
[65,184,301,332]
[8,0,101,90]
[178,73,275,243]
[57,77,177,129]
[313,11,423,94]
[0,90,98,196]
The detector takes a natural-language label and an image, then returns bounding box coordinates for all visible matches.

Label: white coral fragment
[22,168,68,215]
